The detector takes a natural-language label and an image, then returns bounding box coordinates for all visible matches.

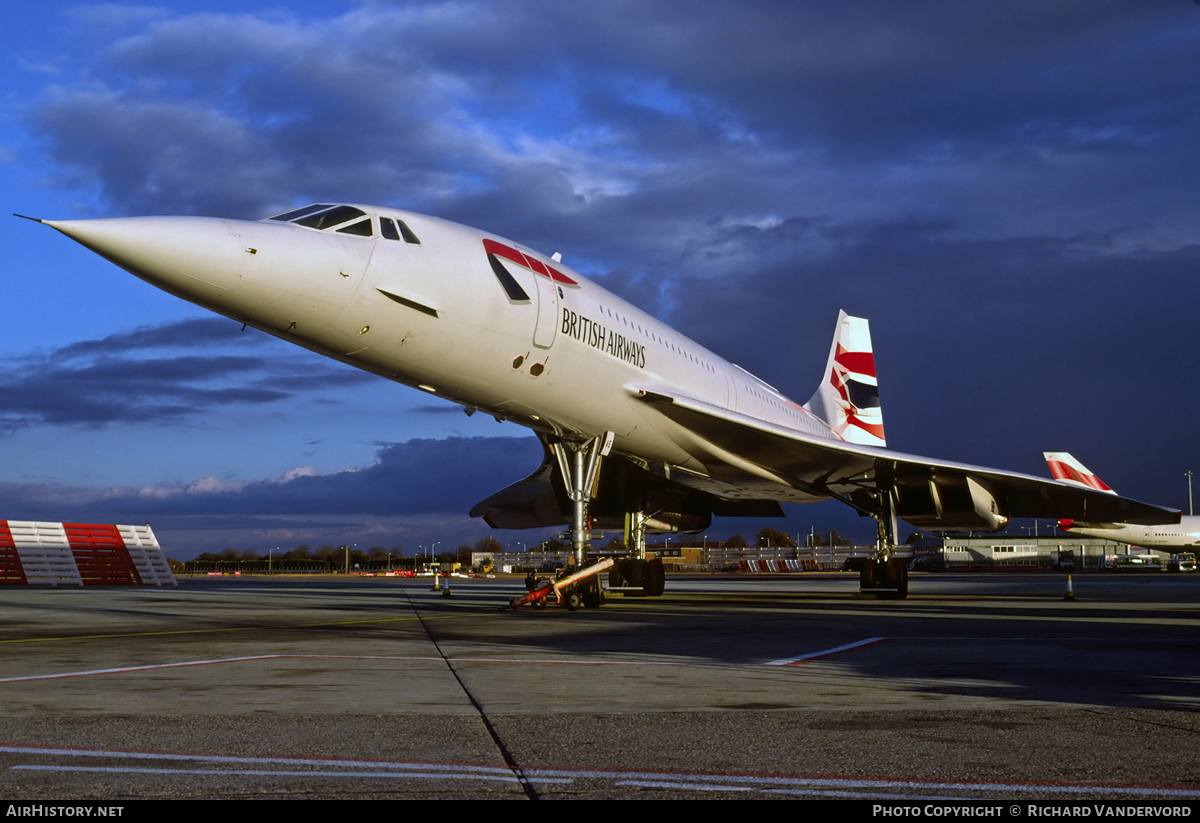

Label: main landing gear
[606,510,666,597]
[858,486,908,600]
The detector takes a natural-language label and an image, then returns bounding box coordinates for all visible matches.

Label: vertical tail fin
[1043,452,1116,494]
[803,310,885,447]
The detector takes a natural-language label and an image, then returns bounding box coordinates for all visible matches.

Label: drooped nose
[43,216,253,305]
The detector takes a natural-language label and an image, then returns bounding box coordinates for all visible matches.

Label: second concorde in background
[22,203,1178,599]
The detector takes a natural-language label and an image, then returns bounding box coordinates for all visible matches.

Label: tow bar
[506,558,615,611]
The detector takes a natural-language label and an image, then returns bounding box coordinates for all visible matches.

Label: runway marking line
[0,655,443,683]
[0,744,509,771]
[0,654,787,683]
[9,629,1191,683]
[534,768,1200,798]
[12,765,554,785]
[0,611,479,646]
[4,745,1199,799]
[767,636,887,666]
[0,635,953,683]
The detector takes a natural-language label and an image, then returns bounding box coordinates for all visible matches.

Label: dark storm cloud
[0,434,550,556]
[0,435,543,521]
[524,2,1199,160]
[15,1,1200,525]
[25,2,1200,251]
[54,317,258,357]
[0,317,372,431]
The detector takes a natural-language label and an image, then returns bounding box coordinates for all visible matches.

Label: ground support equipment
[506,557,615,611]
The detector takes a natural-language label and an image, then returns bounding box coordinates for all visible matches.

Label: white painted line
[766,636,886,666]
[613,780,965,799]
[0,654,445,683]
[0,654,768,683]
[530,769,1200,798]
[8,747,1198,799]
[12,765,573,784]
[0,745,514,774]
[0,655,287,683]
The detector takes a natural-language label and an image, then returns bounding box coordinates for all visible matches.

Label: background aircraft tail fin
[1043,452,1116,494]
[803,310,885,447]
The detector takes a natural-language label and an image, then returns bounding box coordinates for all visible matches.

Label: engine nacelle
[471,447,726,533]
[895,475,1009,532]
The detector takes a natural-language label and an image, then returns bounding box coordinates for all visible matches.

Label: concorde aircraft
[1044,452,1198,550]
[21,203,1179,600]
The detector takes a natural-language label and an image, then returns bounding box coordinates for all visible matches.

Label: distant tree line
[183,537,513,572]
[177,531,863,572]
[185,544,409,572]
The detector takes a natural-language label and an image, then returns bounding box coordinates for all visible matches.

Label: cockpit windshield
[264,204,368,231]
[265,204,335,222]
[292,205,367,230]
[264,204,419,243]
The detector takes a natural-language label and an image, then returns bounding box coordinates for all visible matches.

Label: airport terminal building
[478,533,1166,574]
[910,534,1166,571]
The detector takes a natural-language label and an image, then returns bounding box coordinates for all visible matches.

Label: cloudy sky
[3,1,1199,557]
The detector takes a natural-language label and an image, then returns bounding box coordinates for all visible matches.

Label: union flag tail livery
[1043,452,1116,494]
[804,310,885,447]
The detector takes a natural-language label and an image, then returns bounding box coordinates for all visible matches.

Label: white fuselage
[46,205,836,505]
[1059,517,1200,550]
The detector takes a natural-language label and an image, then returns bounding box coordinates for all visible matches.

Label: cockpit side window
[396,219,421,245]
[380,217,400,241]
[293,205,367,230]
[379,216,421,244]
[266,203,335,222]
[337,218,374,237]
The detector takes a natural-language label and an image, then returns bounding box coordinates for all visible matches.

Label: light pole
[1187,470,1194,516]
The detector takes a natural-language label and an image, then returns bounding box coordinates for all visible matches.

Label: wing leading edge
[630,385,1179,529]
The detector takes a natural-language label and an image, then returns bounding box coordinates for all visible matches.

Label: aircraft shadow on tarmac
[384,574,1200,713]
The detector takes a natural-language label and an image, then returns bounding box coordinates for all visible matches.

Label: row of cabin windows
[743,384,802,419]
[267,204,420,244]
[596,303,716,374]
[592,301,806,425]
